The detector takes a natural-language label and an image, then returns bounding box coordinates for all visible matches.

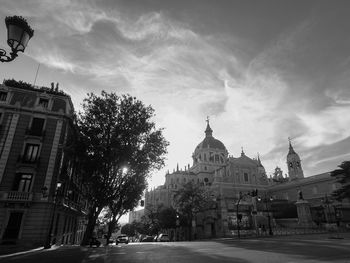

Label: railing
[25,128,45,137]
[17,155,40,167]
[1,191,33,201]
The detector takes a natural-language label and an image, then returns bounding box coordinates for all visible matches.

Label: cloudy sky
[1,0,350,189]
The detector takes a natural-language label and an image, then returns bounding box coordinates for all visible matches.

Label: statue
[298,190,304,200]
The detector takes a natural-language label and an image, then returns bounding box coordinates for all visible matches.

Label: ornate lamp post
[257,194,274,236]
[42,181,62,249]
[0,16,34,62]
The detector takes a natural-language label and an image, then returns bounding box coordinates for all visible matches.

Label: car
[157,234,170,242]
[141,236,155,242]
[116,235,129,244]
[89,237,101,247]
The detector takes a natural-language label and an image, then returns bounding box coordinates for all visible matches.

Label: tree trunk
[106,216,116,243]
[81,206,102,245]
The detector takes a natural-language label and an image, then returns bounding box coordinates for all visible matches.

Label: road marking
[136,251,146,253]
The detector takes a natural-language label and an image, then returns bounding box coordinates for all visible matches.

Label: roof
[195,121,227,151]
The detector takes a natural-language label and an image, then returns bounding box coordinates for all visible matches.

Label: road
[2,236,350,263]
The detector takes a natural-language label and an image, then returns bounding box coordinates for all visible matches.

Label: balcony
[25,128,45,137]
[17,155,40,168]
[0,191,33,201]
[62,198,88,214]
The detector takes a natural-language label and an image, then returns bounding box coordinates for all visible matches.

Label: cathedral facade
[145,121,349,238]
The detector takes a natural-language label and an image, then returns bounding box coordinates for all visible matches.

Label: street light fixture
[44,181,62,249]
[0,16,34,63]
[257,195,274,236]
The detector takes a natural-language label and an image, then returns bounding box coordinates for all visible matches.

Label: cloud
[2,0,349,188]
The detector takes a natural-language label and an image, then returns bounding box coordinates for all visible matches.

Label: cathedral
[145,120,348,239]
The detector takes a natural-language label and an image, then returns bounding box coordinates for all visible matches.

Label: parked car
[157,234,170,242]
[141,236,155,242]
[116,235,129,244]
[89,237,101,247]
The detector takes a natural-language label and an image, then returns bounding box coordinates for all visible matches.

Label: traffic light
[140,200,144,207]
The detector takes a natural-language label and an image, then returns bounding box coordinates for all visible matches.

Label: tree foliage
[158,206,177,229]
[121,223,137,237]
[78,91,168,244]
[174,182,213,226]
[331,161,350,201]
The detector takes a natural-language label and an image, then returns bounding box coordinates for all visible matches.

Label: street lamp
[176,213,180,241]
[0,16,34,63]
[257,194,274,236]
[235,190,258,238]
[235,192,249,238]
[43,181,62,249]
[321,194,333,224]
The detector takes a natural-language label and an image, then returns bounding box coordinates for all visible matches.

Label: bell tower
[287,138,304,180]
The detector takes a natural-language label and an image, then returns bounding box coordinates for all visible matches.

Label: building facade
[145,120,350,238]
[128,209,145,224]
[0,80,88,247]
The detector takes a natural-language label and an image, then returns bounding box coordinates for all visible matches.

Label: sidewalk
[0,245,45,258]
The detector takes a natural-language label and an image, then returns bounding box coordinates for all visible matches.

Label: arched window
[244,173,249,182]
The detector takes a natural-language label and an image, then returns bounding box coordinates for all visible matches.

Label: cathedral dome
[195,121,226,151]
[191,120,227,172]
[196,136,226,151]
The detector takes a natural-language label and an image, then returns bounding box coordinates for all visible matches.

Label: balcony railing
[25,128,45,137]
[17,155,40,167]
[0,191,33,201]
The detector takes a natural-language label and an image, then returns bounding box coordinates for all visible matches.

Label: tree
[174,182,213,240]
[105,172,146,242]
[78,91,168,245]
[331,161,350,201]
[121,223,137,237]
[158,207,177,230]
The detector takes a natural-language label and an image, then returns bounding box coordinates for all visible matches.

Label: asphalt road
[2,236,350,263]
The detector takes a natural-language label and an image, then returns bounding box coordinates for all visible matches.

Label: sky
[1,0,350,190]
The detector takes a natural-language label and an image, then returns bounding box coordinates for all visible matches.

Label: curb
[0,247,44,259]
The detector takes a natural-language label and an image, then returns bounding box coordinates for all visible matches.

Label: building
[145,120,350,238]
[128,209,145,224]
[0,79,88,247]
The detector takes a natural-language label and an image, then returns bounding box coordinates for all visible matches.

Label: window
[24,143,40,162]
[39,98,49,108]
[30,117,45,136]
[244,173,249,182]
[204,154,207,161]
[0,91,7,101]
[289,162,293,168]
[13,173,33,192]
[215,154,219,162]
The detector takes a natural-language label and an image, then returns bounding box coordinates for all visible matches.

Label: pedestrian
[262,225,266,235]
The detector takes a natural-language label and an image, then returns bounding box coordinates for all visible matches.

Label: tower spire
[205,116,213,137]
[288,137,296,154]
